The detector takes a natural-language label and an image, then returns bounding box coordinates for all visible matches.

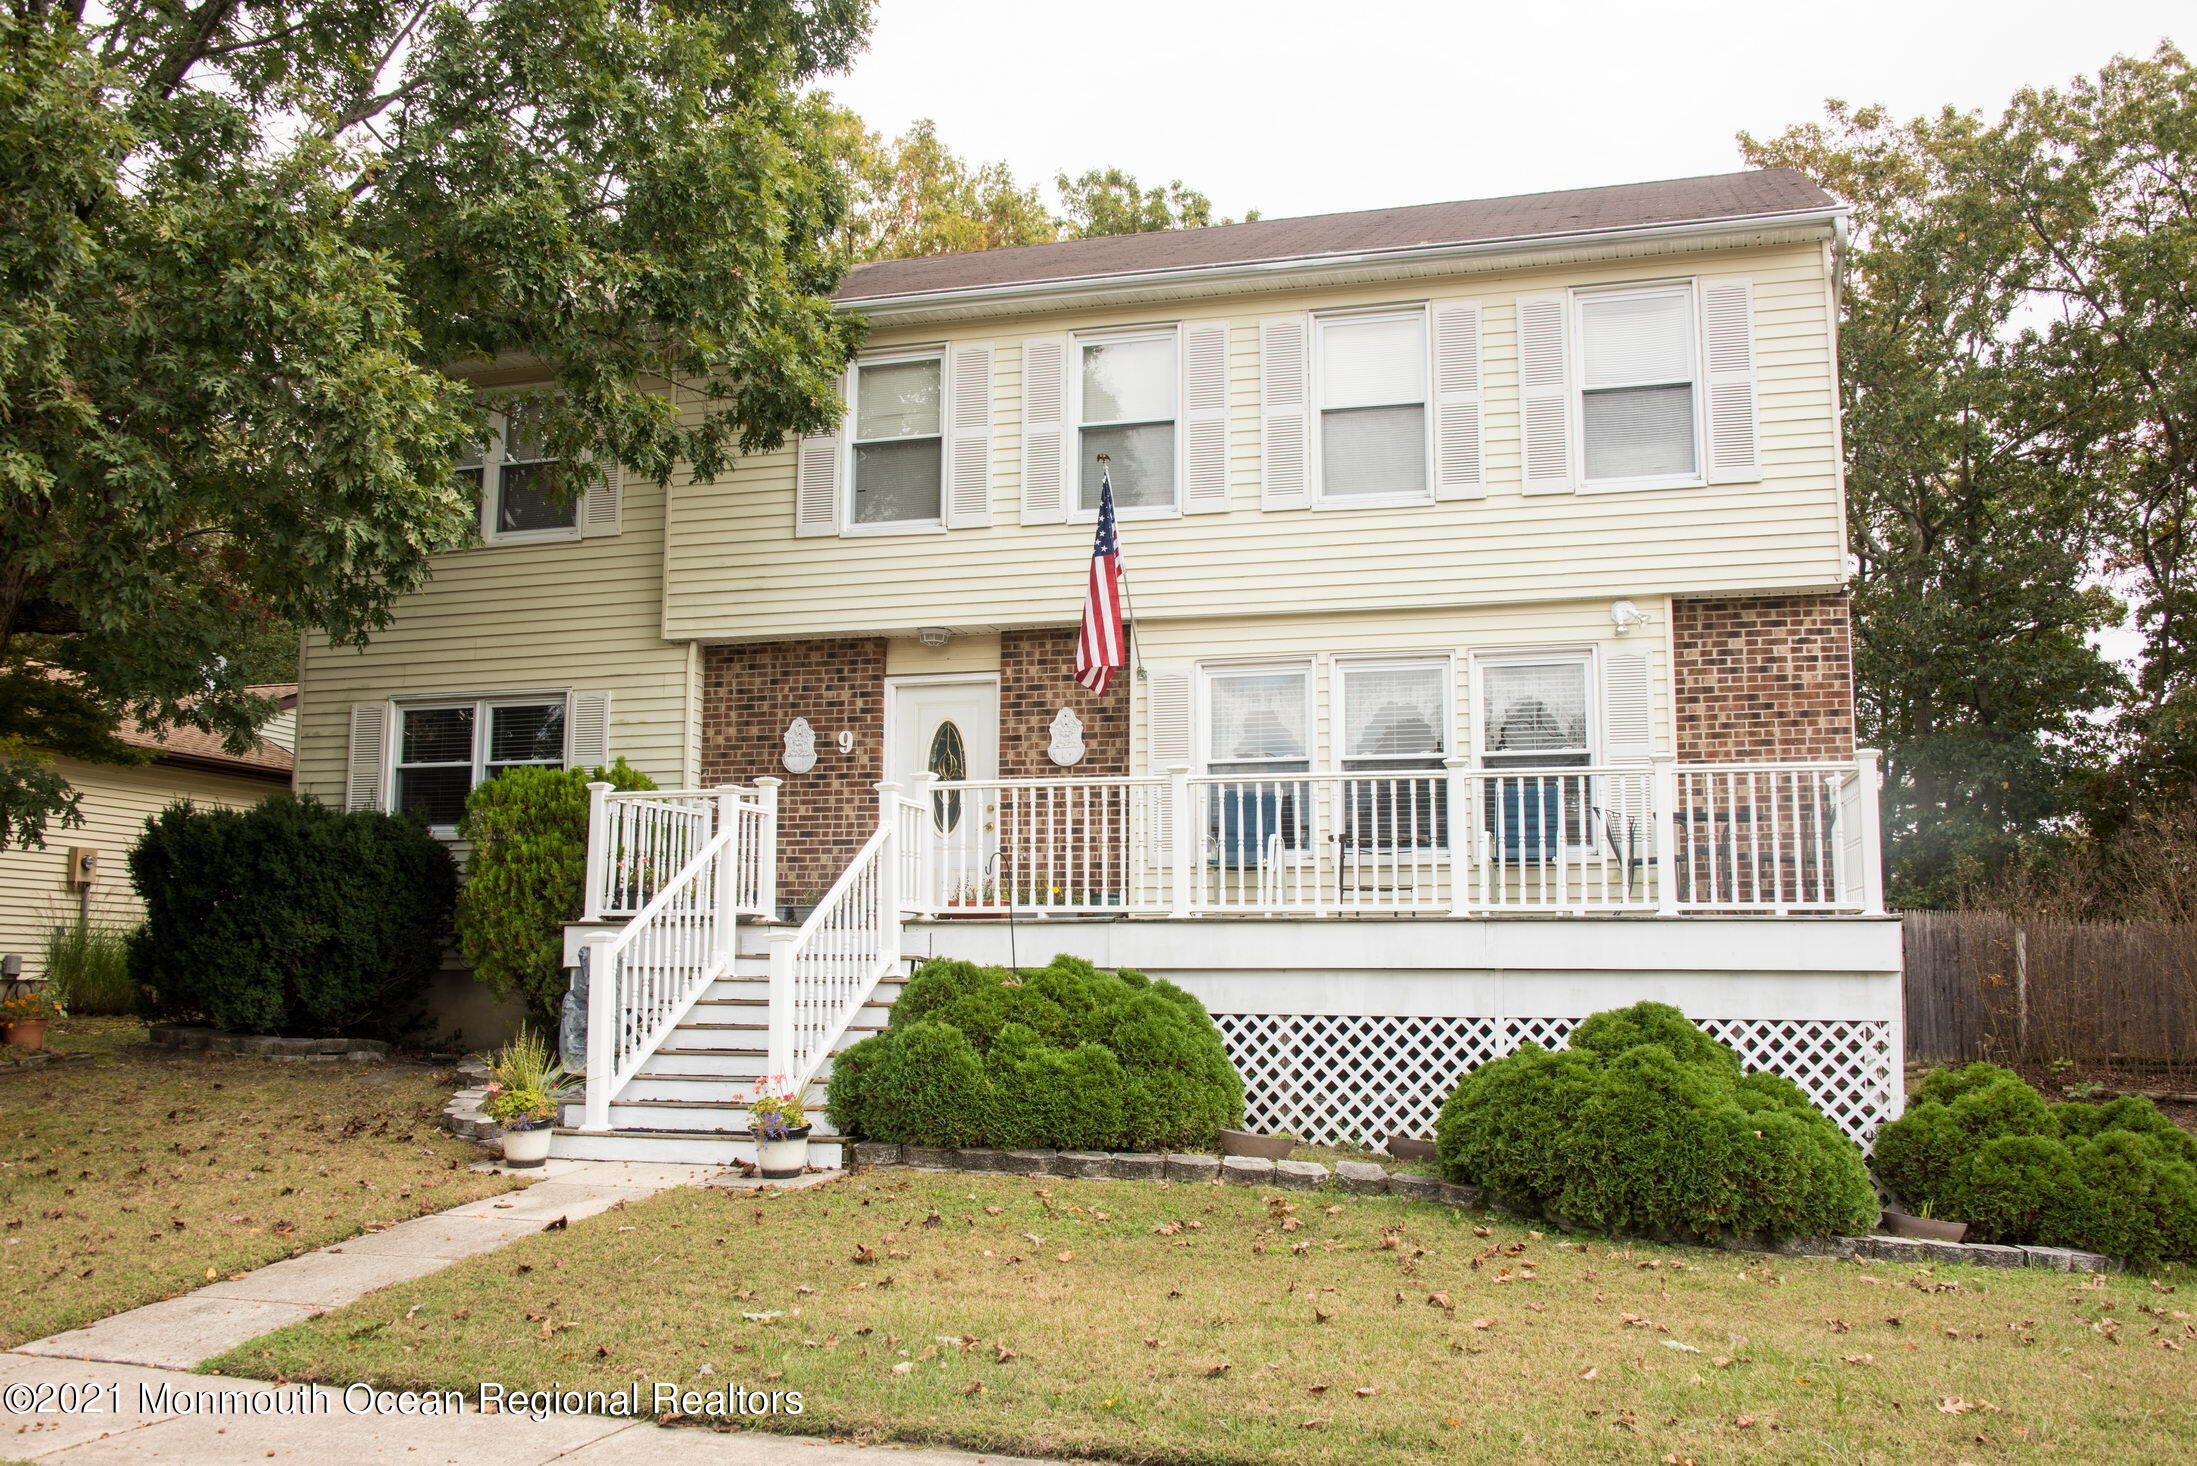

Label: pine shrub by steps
[128,796,455,1038]
[1434,1002,1878,1245]
[1872,1062,2197,1267]
[455,759,655,1022]
[825,955,1244,1152]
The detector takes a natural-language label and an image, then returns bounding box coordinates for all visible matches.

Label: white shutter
[945,344,993,527]
[1020,336,1068,524]
[1700,278,1761,484]
[794,377,844,537]
[1182,322,1232,513]
[1432,302,1485,499]
[345,701,391,812]
[579,462,622,537]
[1144,667,1195,867]
[1517,293,1574,494]
[1258,315,1312,509]
[1600,652,1654,763]
[566,690,612,771]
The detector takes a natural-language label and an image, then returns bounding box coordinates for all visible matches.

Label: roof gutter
[840,204,1850,318]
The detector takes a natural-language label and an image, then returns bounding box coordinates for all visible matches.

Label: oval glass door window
[928,721,967,830]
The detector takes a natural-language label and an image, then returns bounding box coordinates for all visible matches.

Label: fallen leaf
[890,1361,914,1375]
[1306,1383,1330,1394]
[1354,1386,1378,1397]
[1202,1362,1231,1377]
[1299,1418,1329,1430]
[1056,1250,1074,1263]
[1580,1367,1599,1380]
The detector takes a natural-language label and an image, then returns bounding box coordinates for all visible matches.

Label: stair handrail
[579,820,741,1130]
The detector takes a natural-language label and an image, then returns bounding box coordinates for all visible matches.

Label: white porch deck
[560,755,1898,1162]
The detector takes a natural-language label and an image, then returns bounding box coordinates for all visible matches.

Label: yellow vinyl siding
[294,463,692,806]
[662,240,1841,643]
[1124,600,1674,775]
[0,758,284,979]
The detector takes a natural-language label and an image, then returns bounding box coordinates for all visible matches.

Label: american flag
[1074,466,1126,695]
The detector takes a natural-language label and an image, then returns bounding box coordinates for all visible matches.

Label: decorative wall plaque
[1047,707,1086,767]
[781,717,817,774]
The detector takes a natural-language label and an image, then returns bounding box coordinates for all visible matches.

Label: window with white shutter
[945,345,993,527]
[466,407,582,544]
[1516,294,1574,494]
[794,373,845,538]
[1432,303,1485,499]
[1576,284,1700,488]
[386,694,582,830]
[345,701,391,812]
[1699,279,1760,483]
[1074,329,1177,515]
[579,463,622,537]
[1181,321,1232,513]
[1314,309,1428,503]
[1257,315,1311,510]
[846,353,944,530]
[1020,336,1068,524]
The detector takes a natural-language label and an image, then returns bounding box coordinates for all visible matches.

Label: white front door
[886,676,1000,797]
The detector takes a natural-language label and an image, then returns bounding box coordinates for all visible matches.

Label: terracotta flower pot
[4,1020,47,1052]
[1881,1209,1968,1243]
[1216,1129,1294,1160]
[1385,1135,1439,1162]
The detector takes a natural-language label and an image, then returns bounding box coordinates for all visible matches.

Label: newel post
[582,936,616,1130]
[1854,748,1886,916]
[753,776,782,920]
[581,780,614,922]
[875,781,903,923]
[711,784,743,969]
[1168,765,1194,918]
[911,772,940,916]
[1444,756,1473,916]
[1650,754,1680,916]
[765,929,798,1080]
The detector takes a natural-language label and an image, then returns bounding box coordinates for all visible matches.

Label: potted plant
[1216,1127,1295,1160]
[747,1075,812,1179]
[0,989,64,1052]
[482,1028,576,1168]
[1880,1200,1969,1244]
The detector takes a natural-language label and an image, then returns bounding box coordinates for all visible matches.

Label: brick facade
[699,638,887,904]
[998,628,1131,778]
[1671,594,1855,761]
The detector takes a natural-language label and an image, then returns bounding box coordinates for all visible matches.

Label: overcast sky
[823,0,2185,221]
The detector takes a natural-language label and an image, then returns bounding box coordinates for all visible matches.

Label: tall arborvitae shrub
[827,955,1244,1151]
[128,796,455,1037]
[455,759,655,1021]
[1873,1063,2197,1266]
[1435,1002,1878,1244]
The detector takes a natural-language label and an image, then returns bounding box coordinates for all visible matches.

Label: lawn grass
[0,1018,521,1347]
[215,1170,2196,1466]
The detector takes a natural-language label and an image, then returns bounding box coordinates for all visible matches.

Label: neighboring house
[0,686,296,977]
[296,169,1899,1167]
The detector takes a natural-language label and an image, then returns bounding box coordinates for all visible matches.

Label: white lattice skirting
[1213,1013,1897,1150]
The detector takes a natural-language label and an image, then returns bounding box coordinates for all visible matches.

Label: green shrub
[454,759,654,1021]
[826,954,1244,1151]
[127,796,455,1038]
[1434,1002,1877,1245]
[41,918,137,1014]
[1872,1061,2197,1266]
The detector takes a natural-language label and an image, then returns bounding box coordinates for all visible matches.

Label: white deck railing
[900,752,1884,917]
[576,780,777,1130]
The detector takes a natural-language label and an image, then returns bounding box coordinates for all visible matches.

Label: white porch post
[911,772,940,916]
[581,780,613,921]
[765,929,798,1079]
[581,933,616,1131]
[1854,748,1886,916]
[753,776,782,920]
[875,781,903,921]
[1651,754,1680,916]
[1444,756,1472,917]
[1168,765,1194,918]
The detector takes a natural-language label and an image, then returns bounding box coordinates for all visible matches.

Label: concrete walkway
[6,1160,1056,1464]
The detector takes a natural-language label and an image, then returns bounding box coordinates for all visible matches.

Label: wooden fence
[1903,911,2197,1079]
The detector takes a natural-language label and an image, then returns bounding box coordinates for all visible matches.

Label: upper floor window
[1078,332,1177,514]
[394,698,566,826]
[461,415,578,544]
[1316,310,1428,502]
[850,354,944,528]
[1578,286,1698,486]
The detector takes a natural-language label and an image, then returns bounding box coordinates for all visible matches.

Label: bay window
[850,355,944,527]
[394,698,567,827]
[1078,332,1177,513]
[1579,285,1698,485]
[1316,310,1428,501]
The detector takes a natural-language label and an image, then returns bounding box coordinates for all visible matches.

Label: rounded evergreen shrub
[1872,1061,2197,1266]
[127,795,456,1038]
[825,954,1244,1151]
[455,759,655,1021]
[1434,1001,1877,1244]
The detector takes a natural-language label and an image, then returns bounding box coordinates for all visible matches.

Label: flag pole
[1095,454,1147,680]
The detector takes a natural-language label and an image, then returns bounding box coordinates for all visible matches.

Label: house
[295,168,1899,1167]
[0,686,296,976]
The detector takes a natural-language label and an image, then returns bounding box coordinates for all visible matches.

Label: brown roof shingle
[113,683,295,780]
[837,168,1837,304]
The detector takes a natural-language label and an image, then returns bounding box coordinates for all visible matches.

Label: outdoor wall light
[1610,599,1651,636]
[917,626,952,647]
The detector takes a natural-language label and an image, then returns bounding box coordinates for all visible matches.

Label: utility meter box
[67,847,98,889]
